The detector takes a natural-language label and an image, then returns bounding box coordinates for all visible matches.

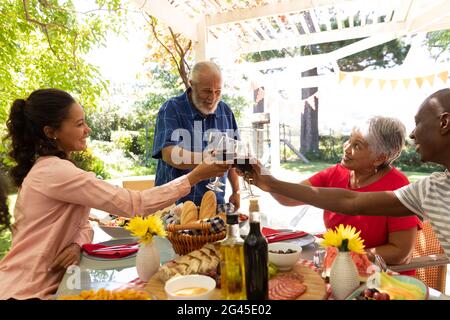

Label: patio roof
[131,0,450,170]
[132,0,450,62]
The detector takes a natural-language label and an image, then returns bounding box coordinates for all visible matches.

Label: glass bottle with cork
[219,210,247,300]
[244,198,269,300]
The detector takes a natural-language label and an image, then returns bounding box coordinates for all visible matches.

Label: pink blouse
[0,156,191,299]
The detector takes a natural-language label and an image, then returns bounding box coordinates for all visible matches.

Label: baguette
[199,191,217,220]
[180,201,198,225]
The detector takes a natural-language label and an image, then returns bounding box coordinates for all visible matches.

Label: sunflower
[124,215,167,244]
[320,224,365,254]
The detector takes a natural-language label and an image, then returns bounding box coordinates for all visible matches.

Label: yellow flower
[321,227,343,248]
[124,215,167,244]
[320,224,365,254]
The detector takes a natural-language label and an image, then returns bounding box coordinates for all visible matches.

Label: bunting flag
[425,75,435,86]
[364,78,373,88]
[352,75,361,86]
[415,77,424,88]
[403,78,411,89]
[438,71,448,82]
[390,80,398,90]
[338,69,449,90]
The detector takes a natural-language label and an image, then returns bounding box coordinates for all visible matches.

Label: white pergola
[132,0,450,169]
[132,0,450,66]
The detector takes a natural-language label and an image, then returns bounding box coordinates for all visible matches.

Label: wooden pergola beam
[220,22,404,55]
[239,33,401,74]
[132,0,198,40]
[206,0,396,27]
[406,0,450,33]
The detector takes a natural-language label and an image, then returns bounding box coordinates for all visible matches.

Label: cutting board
[145,261,327,300]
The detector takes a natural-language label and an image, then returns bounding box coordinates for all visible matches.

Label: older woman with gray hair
[271,116,422,275]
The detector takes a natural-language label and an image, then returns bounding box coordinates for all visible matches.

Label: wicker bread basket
[167,221,226,255]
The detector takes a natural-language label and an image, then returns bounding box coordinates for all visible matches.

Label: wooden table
[146,261,327,300]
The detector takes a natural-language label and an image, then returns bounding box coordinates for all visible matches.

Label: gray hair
[189,61,222,83]
[354,116,406,167]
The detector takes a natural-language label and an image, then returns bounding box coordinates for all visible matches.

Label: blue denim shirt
[152,88,239,206]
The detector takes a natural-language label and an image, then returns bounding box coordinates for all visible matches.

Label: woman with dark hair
[0,88,229,299]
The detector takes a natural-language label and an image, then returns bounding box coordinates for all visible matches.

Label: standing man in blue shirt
[152,61,241,209]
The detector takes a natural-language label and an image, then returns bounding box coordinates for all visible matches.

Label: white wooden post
[267,84,280,172]
[194,16,207,61]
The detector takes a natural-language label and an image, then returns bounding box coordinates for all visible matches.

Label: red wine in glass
[233,157,253,173]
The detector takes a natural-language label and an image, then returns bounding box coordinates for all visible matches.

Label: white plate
[274,229,316,247]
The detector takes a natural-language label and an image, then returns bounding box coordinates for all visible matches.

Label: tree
[142,15,247,123]
[426,30,450,61]
[143,14,193,90]
[0,0,127,167]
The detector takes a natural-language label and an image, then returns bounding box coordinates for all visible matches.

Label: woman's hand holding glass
[188,155,230,186]
[205,132,228,192]
[236,159,274,193]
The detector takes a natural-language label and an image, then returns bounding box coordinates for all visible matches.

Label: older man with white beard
[152,61,241,209]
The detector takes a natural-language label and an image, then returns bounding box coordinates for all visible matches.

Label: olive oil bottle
[219,212,247,300]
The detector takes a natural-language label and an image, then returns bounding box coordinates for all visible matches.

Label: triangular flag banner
[352,75,361,86]
[415,77,424,88]
[438,71,448,83]
[403,78,411,89]
[364,78,373,88]
[339,72,346,83]
[390,79,398,90]
[379,79,386,90]
[425,75,435,86]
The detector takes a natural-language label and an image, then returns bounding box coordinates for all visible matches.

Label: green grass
[281,161,431,183]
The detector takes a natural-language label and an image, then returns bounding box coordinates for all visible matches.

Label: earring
[53,137,57,140]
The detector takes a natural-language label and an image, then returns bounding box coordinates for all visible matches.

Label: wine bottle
[219,212,247,300]
[244,198,269,300]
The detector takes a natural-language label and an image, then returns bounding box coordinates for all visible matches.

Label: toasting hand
[236,160,275,193]
[187,157,231,187]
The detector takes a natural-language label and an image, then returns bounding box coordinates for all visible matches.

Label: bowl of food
[268,242,302,271]
[98,215,132,238]
[164,275,216,300]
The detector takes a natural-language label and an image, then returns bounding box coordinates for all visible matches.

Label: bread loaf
[199,191,217,220]
[158,243,220,282]
[180,201,198,225]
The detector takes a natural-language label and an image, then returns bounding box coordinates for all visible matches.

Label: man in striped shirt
[152,61,241,208]
[247,88,450,258]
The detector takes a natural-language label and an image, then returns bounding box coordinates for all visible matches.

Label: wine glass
[205,131,227,192]
[234,140,259,199]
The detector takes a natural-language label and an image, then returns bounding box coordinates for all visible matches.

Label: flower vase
[329,251,360,300]
[136,242,160,282]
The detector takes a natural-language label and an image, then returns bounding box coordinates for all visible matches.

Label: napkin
[82,242,139,259]
[262,227,309,243]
